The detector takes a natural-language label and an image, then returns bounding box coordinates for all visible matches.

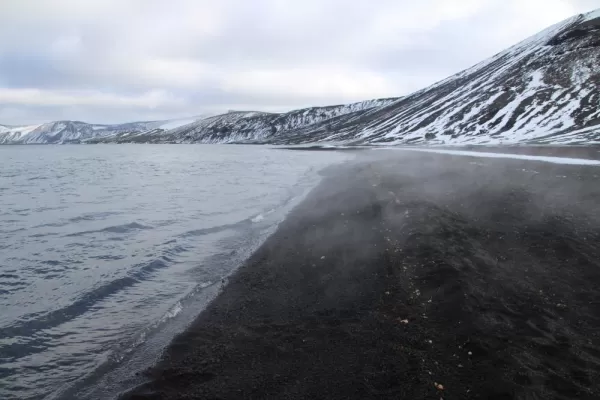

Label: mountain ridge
[264,9,600,146]
[2,9,600,145]
[0,99,399,144]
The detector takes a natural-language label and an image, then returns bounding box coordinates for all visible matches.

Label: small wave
[65,222,152,237]
[163,244,188,257]
[35,221,69,228]
[98,222,152,234]
[0,259,171,350]
[107,299,186,365]
[33,206,67,213]
[29,232,59,238]
[180,220,251,238]
[0,276,138,343]
[69,212,122,223]
[0,280,27,287]
[133,258,171,280]
[89,255,127,261]
[198,281,213,289]
[1,227,25,234]
[12,208,30,214]
[41,260,61,266]
[180,204,290,239]
[160,301,183,323]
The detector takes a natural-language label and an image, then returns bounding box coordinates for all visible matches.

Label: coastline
[122,151,600,399]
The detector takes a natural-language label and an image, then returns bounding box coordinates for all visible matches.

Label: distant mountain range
[2,9,599,146]
[0,118,202,145]
[0,100,398,145]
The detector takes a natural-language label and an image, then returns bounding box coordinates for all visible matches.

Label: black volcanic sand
[123,151,600,400]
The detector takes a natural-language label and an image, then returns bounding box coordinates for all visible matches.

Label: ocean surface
[0,144,350,400]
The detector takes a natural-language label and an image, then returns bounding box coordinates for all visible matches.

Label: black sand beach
[123,150,600,400]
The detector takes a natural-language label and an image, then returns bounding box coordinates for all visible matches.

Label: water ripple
[0,144,350,400]
[0,259,170,354]
[65,222,153,237]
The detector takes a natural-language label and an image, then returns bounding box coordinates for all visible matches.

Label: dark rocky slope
[266,10,600,145]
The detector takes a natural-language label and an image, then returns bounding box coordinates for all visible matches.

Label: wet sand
[123,151,600,399]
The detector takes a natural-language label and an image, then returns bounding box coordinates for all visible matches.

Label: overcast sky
[0,0,597,125]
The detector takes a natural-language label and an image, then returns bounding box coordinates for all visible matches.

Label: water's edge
[50,160,349,400]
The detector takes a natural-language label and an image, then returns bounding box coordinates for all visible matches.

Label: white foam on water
[161,301,183,321]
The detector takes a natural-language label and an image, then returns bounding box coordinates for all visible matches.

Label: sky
[0,0,597,125]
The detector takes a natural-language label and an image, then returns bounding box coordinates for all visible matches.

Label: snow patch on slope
[159,118,199,130]
[583,9,600,22]
[0,124,43,143]
[282,10,600,146]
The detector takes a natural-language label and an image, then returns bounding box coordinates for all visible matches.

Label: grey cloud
[0,53,79,89]
[0,0,597,125]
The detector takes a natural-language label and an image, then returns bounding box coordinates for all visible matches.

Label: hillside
[2,9,599,146]
[265,9,600,145]
[0,121,163,144]
[89,99,399,144]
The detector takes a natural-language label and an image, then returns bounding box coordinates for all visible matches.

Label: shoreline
[49,152,348,400]
[123,151,600,399]
[277,144,600,161]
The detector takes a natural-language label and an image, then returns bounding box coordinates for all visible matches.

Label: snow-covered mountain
[0,120,160,144]
[0,118,211,144]
[2,9,599,146]
[0,123,43,143]
[0,100,397,145]
[265,9,600,145]
[128,8,598,146]
[88,99,399,144]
